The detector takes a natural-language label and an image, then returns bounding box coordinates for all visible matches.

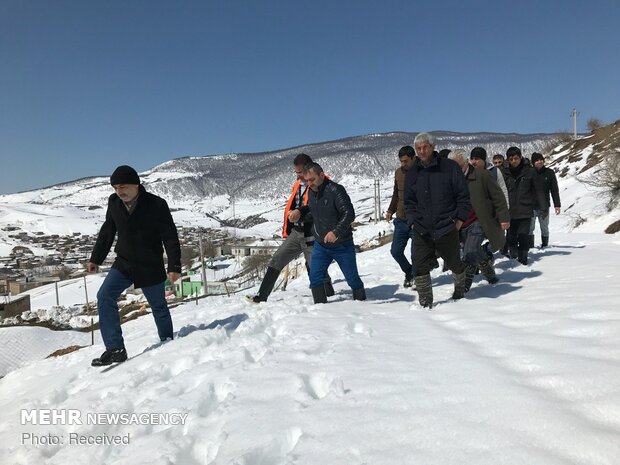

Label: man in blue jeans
[386,146,416,287]
[288,162,366,303]
[87,165,181,366]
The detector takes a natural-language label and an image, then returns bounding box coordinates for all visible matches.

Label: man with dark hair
[88,165,182,366]
[386,145,416,287]
[529,152,561,248]
[502,147,546,265]
[250,153,333,303]
[288,162,365,303]
[492,154,506,169]
[405,133,470,308]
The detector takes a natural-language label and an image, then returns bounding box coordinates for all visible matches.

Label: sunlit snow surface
[1,231,619,464]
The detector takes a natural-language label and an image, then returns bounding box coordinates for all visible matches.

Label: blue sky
[1,0,619,194]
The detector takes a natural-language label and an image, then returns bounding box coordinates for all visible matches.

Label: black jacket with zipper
[90,185,182,288]
[299,178,355,247]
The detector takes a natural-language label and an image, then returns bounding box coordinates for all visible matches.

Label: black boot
[528,235,535,249]
[91,347,127,366]
[478,259,499,284]
[518,249,528,265]
[509,246,518,260]
[251,266,280,303]
[452,269,468,300]
[323,279,335,297]
[414,274,433,309]
[403,270,413,288]
[352,287,366,301]
[541,236,549,248]
[311,286,328,304]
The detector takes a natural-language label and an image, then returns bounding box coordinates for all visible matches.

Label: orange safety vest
[282,180,309,238]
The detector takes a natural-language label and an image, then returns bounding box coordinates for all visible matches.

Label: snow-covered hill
[1,230,619,464]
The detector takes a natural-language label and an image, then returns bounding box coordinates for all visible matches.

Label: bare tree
[580,152,620,210]
[587,118,604,132]
[244,253,273,280]
[181,246,198,270]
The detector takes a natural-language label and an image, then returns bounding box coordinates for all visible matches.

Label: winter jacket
[532,166,561,210]
[282,179,312,239]
[90,185,182,288]
[386,167,408,220]
[465,165,510,251]
[404,153,471,239]
[299,178,355,247]
[502,160,547,220]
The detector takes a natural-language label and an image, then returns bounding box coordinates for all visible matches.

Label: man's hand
[324,231,337,243]
[385,211,393,221]
[555,207,561,215]
[168,272,181,284]
[455,220,464,230]
[87,262,99,273]
[500,222,510,231]
[288,209,301,222]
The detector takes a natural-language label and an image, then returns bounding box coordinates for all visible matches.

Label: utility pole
[377,179,381,223]
[199,233,207,296]
[571,108,579,140]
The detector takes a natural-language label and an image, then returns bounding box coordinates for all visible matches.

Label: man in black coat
[405,132,470,308]
[502,147,546,265]
[88,165,182,366]
[529,152,561,248]
[288,162,366,304]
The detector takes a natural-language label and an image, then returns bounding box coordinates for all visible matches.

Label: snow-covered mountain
[0,130,566,245]
[1,126,620,464]
[1,131,557,206]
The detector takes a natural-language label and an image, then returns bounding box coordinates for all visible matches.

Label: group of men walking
[386,132,561,308]
[86,133,560,365]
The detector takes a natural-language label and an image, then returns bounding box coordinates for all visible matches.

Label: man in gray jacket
[289,162,365,304]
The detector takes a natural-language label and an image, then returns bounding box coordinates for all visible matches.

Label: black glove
[541,208,549,220]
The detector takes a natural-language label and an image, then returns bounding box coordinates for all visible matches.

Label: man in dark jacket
[529,152,561,248]
[385,145,416,288]
[289,162,365,304]
[88,165,182,366]
[404,132,470,308]
[449,150,510,290]
[502,147,546,265]
[249,154,333,303]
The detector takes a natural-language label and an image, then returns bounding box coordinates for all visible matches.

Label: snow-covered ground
[1,228,619,464]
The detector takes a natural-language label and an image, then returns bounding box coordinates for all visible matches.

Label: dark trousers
[97,267,172,349]
[391,218,415,275]
[413,228,465,276]
[506,218,531,251]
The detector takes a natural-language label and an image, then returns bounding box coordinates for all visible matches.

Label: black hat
[470,147,487,162]
[531,152,544,164]
[110,165,140,185]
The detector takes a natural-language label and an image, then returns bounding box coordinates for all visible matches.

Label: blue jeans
[529,209,550,237]
[97,267,173,349]
[309,242,364,290]
[391,218,414,276]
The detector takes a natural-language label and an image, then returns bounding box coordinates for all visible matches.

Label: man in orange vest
[249,153,333,303]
